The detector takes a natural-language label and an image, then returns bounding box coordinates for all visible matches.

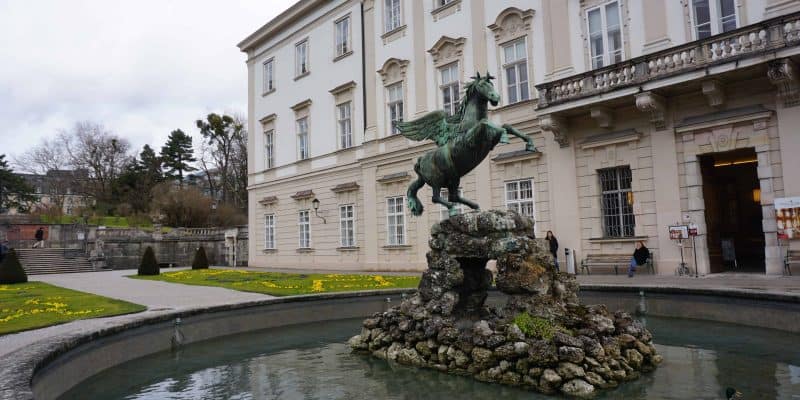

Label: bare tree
[14,138,79,213]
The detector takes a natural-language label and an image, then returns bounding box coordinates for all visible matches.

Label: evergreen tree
[0,249,28,284]
[138,145,164,184]
[191,246,209,270]
[138,246,160,276]
[0,154,35,213]
[116,145,165,213]
[160,129,196,186]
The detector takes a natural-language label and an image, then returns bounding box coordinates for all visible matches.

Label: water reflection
[60,317,800,400]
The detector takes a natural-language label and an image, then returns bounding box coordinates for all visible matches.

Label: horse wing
[397,110,451,146]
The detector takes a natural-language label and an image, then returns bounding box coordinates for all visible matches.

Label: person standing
[629,241,649,277]
[32,227,45,248]
[545,230,559,271]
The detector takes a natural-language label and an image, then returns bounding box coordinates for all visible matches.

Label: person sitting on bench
[629,241,649,278]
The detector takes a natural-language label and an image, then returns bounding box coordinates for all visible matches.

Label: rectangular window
[438,188,464,220]
[335,16,350,57]
[691,0,738,40]
[262,58,274,93]
[264,214,276,249]
[599,167,635,237]
[438,0,456,6]
[505,179,535,219]
[295,40,309,76]
[439,63,460,116]
[264,129,274,169]
[339,204,356,247]
[337,102,353,149]
[502,39,529,104]
[385,0,401,32]
[587,1,623,69]
[387,83,404,135]
[297,117,309,160]
[387,196,405,245]
[298,210,311,248]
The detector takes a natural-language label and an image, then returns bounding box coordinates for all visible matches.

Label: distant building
[4,170,93,216]
[240,0,800,275]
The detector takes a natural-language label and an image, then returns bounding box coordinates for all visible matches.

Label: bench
[581,252,654,275]
[786,250,799,276]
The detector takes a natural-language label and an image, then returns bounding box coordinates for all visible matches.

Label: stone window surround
[294,37,310,80]
[381,0,406,44]
[682,0,746,41]
[264,213,276,250]
[489,7,536,106]
[579,0,631,72]
[504,178,536,221]
[431,0,462,22]
[333,13,354,62]
[385,195,407,246]
[330,81,357,150]
[339,203,357,248]
[429,36,466,112]
[262,57,276,96]
[259,113,277,172]
[378,58,410,137]
[292,99,312,162]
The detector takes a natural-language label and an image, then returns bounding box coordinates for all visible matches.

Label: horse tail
[407,162,425,216]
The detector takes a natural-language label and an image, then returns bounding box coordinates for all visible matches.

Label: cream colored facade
[240,0,800,275]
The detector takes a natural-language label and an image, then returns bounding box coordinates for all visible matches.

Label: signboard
[776,197,800,240]
[669,225,689,240]
[688,223,699,236]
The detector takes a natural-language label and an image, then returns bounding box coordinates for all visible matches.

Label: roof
[237,0,328,53]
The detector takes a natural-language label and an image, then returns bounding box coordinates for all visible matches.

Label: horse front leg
[503,124,536,152]
[431,186,456,214]
[447,183,479,212]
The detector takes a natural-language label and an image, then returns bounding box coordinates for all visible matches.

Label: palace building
[239,0,800,275]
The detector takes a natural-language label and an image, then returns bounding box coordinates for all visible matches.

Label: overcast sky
[0,0,295,169]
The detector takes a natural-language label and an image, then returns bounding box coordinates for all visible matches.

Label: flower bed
[0,282,146,335]
[130,269,420,296]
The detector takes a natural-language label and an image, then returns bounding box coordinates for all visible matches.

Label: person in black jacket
[545,231,559,271]
[629,241,649,277]
[33,227,45,248]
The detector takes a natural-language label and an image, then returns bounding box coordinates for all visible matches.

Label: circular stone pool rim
[2,285,799,400]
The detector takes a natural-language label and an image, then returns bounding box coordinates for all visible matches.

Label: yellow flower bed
[131,269,420,296]
[0,283,145,335]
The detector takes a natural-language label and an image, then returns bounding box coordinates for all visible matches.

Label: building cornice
[237,0,327,52]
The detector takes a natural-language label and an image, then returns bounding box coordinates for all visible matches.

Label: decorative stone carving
[767,58,800,107]
[589,107,614,129]
[350,210,661,396]
[428,36,466,65]
[488,7,535,43]
[377,58,410,85]
[635,92,666,129]
[701,80,725,107]
[539,114,569,148]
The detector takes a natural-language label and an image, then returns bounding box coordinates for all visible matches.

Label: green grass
[0,282,146,335]
[130,269,421,296]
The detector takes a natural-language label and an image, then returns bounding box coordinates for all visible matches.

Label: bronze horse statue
[399,73,536,216]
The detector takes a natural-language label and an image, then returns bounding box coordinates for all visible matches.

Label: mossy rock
[138,246,160,276]
[192,246,209,270]
[512,312,569,341]
[0,249,28,284]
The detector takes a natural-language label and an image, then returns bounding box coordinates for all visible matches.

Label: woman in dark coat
[545,231,559,271]
[629,241,649,277]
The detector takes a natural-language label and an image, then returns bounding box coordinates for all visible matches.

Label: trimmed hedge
[191,246,209,270]
[138,246,160,276]
[0,249,28,284]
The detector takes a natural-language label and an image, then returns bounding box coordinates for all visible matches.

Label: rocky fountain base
[349,211,661,398]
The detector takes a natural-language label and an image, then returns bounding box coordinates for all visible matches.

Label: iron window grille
[599,166,635,237]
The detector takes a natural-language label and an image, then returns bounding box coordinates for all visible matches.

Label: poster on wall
[776,197,800,240]
[669,225,689,240]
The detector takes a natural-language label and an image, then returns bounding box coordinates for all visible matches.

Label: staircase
[14,248,95,275]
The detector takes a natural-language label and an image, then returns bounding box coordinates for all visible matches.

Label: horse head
[468,72,499,106]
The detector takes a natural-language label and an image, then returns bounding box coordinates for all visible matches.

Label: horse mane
[447,80,479,124]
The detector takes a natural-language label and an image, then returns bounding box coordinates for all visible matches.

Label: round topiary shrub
[192,246,209,270]
[0,249,28,284]
[138,246,160,276]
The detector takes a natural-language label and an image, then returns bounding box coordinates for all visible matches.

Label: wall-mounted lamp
[752,188,761,204]
[312,198,327,224]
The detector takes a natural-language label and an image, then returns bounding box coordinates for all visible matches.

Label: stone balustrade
[537,12,800,109]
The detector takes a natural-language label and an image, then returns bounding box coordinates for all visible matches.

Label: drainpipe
[360,1,367,132]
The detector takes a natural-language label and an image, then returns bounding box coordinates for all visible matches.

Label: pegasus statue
[398,72,536,217]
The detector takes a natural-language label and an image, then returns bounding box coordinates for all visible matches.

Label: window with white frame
[587,1,623,69]
[339,204,356,247]
[264,129,274,169]
[599,167,635,237]
[438,188,464,220]
[387,196,405,245]
[337,102,353,149]
[691,0,738,40]
[439,63,460,116]
[263,58,275,93]
[505,179,535,219]
[264,214,276,249]
[502,39,529,104]
[295,40,309,76]
[335,16,350,57]
[385,0,402,32]
[387,83,404,135]
[298,210,311,248]
[297,117,309,160]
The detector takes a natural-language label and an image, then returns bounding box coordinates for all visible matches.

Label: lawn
[130,269,421,296]
[0,282,146,335]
